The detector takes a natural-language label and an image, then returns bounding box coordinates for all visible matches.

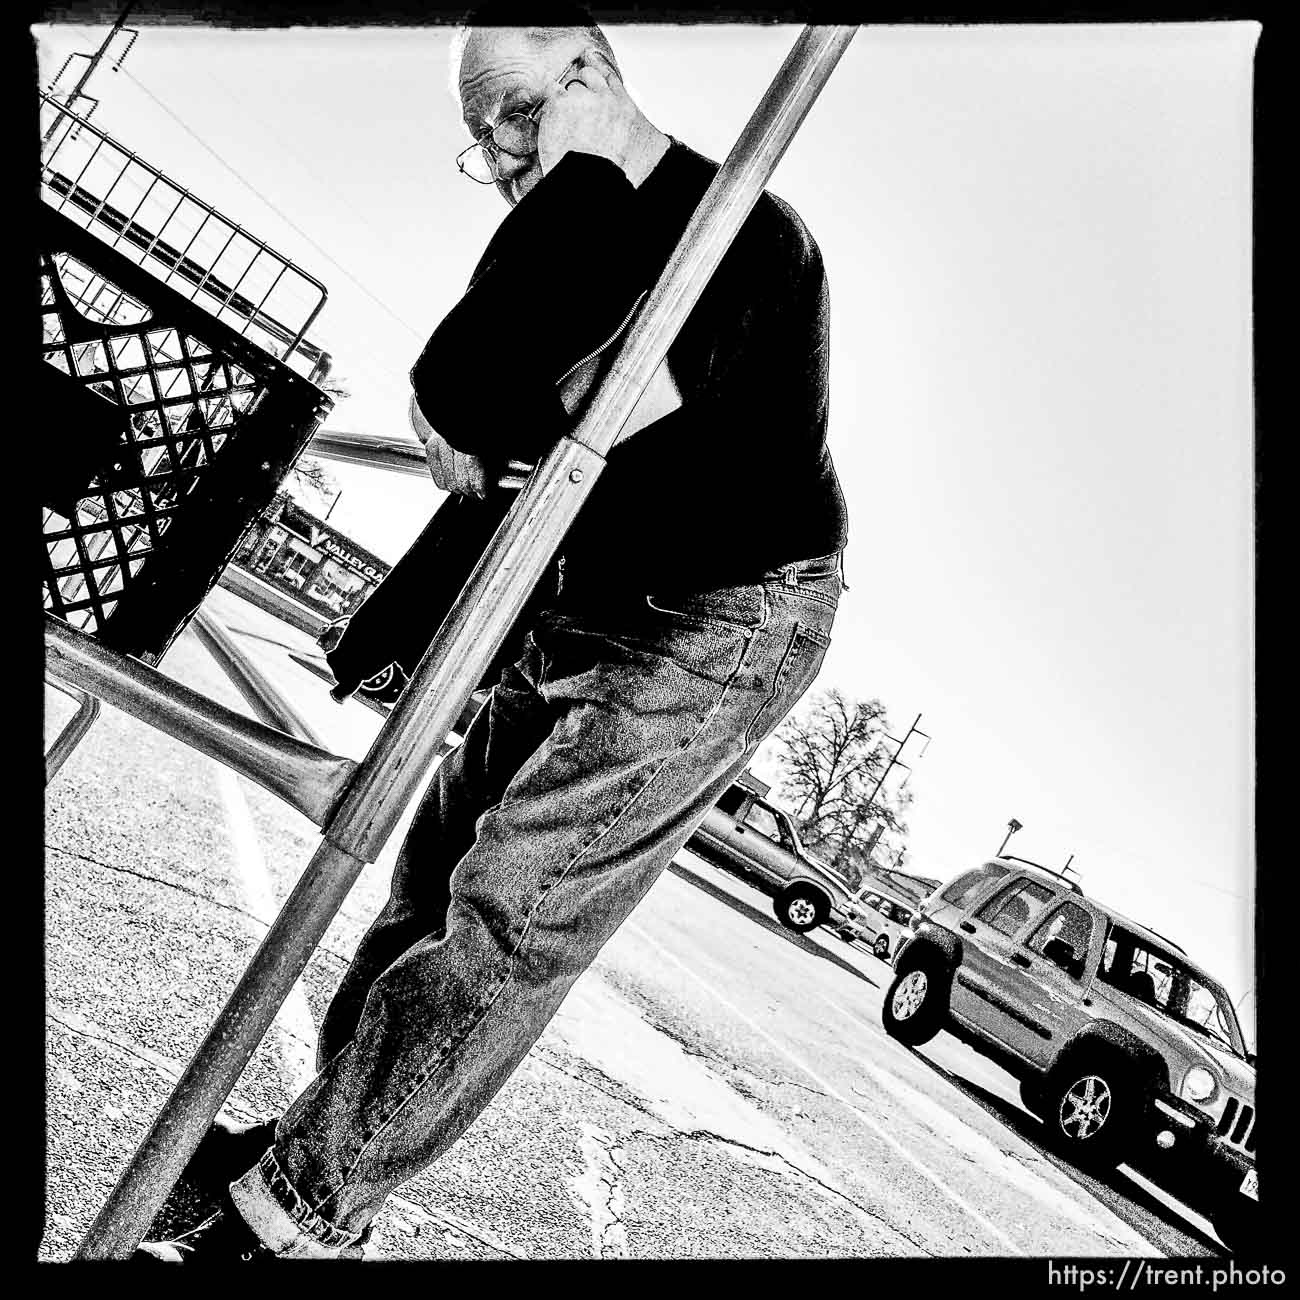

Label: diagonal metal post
[72,23,858,1259]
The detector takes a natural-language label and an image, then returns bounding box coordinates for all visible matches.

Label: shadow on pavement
[226,623,319,656]
[666,857,881,989]
[905,1047,1225,1257]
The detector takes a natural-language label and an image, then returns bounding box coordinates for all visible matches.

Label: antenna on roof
[1061,853,1079,880]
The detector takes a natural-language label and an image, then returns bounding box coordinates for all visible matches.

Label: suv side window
[940,863,1011,908]
[717,785,748,817]
[940,871,984,906]
[976,879,1055,937]
[1027,902,1094,978]
[745,803,787,847]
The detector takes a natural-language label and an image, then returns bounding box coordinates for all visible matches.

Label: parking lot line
[626,920,1022,1254]
[211,760,319,1094]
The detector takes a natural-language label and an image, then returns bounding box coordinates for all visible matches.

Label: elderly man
[141,12,847,1262]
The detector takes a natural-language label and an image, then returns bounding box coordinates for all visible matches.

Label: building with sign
[231,491,390,622]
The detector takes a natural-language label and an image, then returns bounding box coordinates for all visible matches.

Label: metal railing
[58,25,859,1258]
[40,92,328,379]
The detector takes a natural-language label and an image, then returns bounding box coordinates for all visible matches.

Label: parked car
[686,784,866,935]
[882,857,1259,1252]
[841,891,916,961]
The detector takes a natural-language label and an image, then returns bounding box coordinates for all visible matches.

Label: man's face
[458,28,584,207]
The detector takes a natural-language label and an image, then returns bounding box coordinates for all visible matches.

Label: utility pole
[864,713,929,813]
[42,3,138,147]
[839,713,930,879]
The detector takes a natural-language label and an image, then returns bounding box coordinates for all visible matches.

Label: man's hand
[537,50,642,179]
[410,392,488,499]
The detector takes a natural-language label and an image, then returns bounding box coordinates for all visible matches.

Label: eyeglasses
[455,57,584,185]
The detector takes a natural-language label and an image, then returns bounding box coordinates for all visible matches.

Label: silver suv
[883,858,1259,1252]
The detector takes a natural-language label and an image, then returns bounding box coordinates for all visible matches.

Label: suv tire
[1211,1195,1261,1255]
[774,884,827,934]
[1041,1054,1139,1169]
[1019,1077,1048,1119]
[882,959,949,1045]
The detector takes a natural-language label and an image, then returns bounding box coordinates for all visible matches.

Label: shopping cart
[40,92,334,773]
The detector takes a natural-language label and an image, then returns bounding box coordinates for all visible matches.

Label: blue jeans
[230,553,841,1256]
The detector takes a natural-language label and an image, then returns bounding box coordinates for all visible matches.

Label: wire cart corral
[41,89,336,779]
[42,27,858,1259]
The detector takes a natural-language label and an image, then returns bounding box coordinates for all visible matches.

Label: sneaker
[135,1193,275,1263]
[149,1113,278,1241]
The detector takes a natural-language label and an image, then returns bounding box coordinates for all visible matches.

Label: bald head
[448,21,618,103]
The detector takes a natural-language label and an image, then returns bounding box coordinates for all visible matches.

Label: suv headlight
[1180,1066,1217,1104]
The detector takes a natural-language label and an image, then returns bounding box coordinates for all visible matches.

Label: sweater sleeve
[409,152,652,464]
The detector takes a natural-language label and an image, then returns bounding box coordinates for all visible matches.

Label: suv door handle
[959,921,976,933]
[1010,953,1032,968]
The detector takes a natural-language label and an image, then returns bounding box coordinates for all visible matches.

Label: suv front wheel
[882,960,948,1045]
[774,884,828,934]
[1041,1055,1139,1169]
[1211,1194,1261,1255]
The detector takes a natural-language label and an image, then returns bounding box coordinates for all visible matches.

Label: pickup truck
[686,783,865,935]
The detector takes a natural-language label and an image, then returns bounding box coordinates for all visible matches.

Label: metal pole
[998,818,1023,856]
[45,616,355,826]
[72,24,858,1258]
[310,428,428,478]
[862,714,928,822]
[44,681,101,783]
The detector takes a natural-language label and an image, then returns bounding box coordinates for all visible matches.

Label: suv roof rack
[998,855,1084,895]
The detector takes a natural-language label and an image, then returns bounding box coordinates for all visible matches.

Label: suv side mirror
[1043,937,1084,979]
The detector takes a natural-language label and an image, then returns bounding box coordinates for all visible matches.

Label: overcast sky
[35,20,1258,1032]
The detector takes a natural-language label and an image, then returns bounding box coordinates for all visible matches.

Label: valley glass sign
[231,492,391,621]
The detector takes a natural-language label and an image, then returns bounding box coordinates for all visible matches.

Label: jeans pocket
[645,583,768,633]
[743,621,833,747]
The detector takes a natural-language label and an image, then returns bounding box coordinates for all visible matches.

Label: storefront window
[251,526,288,573]
[305,558,368,616]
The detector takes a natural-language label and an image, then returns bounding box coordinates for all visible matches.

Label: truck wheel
[1212,1195,1262,1255]
[873,935,890,960]
[1041,1055,1137,1169]
[882,960,948,1045]
[774,885,827,933]
[1019,1077,1050,1119]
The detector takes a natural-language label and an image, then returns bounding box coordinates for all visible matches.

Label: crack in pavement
[534,1037,928,1256]
[570,1123,630,1259]
[46,842,353,972]
[382,1192,531,1261]
[47,1002,317,1088]
[662,1126,934,1255]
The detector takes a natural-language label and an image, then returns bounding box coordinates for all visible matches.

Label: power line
[113,64,427,352]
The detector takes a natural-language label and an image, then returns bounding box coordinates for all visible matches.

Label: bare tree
[288,455,338,499]
[770,688,913,880]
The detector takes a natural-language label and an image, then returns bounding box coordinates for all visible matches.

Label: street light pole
[998,818,1023,856]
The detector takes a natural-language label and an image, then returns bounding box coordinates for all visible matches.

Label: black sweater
[410,140,848,598]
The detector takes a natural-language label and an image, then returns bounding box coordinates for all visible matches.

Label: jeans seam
[777,584,839,611]
[742,624,807,748]
[316,628,757,1217]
